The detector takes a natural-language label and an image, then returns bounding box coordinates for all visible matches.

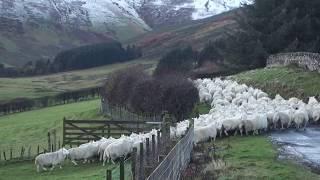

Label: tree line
[0,42,142,77]
[103,67,199,121]
[0,87,101,115]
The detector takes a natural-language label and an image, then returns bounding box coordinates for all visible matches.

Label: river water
[271,127,320,171]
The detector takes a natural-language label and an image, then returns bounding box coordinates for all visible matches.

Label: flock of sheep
[35,129,158,172]
[35,78,320,172]
[171,78,320,144]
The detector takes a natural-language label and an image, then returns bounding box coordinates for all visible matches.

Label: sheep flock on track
[35,78,320,172]
[35,129,158,172]
[171,78,320,144]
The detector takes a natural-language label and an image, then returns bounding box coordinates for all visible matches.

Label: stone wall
[266,52,320,72]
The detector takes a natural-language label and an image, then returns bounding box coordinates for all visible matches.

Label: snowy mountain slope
[0,0,151,66]
[131,0,251,27]
[0,0,249,66]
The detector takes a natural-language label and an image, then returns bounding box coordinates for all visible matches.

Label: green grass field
[233,66,320,99]
[0,100,133,180]
[0,59,157,101]
[0,161,132,180]
[206,136,320,180]
[0,99,103,149]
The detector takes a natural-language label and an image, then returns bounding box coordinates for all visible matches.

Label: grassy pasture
[202,136,320,180]
[233,66,320,99]
[0,161,132,180]
[0,59,157,101]
[0,99,103,150]
[0,100,133,179]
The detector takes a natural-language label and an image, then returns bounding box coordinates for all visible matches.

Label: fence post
[28,146,31,159]
[146,138,150,166]
[10,148,13,160]
[132,147,137,180]
[152,135,156,165]
[3,151,6,161]
[20,146,24,159]
[62,117,66,147]
[48,132,51,152]
[120,157,125,180]
[37,145,40,155]
[157,131,161,162]
[161,111,171,153]
[139,142,144,180]
[106,169,112,180]
[107,124,111,138]
[53,129,57,151]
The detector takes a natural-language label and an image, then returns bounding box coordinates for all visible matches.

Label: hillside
[0,58,157,101]
[233,66,320,100]
[0,0,150,67]
[0,0,250,67]
[130,10,238,59]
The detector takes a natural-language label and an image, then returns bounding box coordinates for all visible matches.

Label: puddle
[270,127,320,172]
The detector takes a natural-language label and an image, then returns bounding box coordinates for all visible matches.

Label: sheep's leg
[233,130,238,136]
[71,160,78,166]
[37,165,41,173]
[246,130,249,136]
[224,130,229,136]
[281,122,284,130]
[110,158,115,164]
[103,160,106,166]
[83,159,87,164]
[50,165,55,171]
[60,165,62,169]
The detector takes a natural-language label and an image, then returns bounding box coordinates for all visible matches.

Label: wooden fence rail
[63,118,161,146]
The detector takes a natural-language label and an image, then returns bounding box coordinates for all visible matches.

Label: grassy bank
[203,136,320,180]
[0,99,104,149]
[0,159,132,180]
[0,59,157,101]
[0,100,133,180]
[233,66,320,99]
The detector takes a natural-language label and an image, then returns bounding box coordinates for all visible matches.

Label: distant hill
[0,0,150,67]
[0,0,249,67]
[130,10,238,61]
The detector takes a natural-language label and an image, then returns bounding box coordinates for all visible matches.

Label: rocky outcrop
[267,52,320,73]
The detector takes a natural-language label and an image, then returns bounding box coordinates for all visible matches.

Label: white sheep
[273,110,293,129]
[103,138,133,166]
[68,142,99,165]
[97,137,116,161]
[194,123,217,144]
[221,117,241,136]
[35,148,69,172]
[292,109,309,130]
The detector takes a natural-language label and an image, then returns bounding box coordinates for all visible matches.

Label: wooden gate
[62,118,161,146]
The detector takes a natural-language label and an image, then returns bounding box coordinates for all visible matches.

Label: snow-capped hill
[0,0,150,34]
[191,0,252,20]
[131,0,251,27]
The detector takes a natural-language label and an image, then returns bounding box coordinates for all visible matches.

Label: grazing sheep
[103,138,133,166]
[273,111,292,129]
[221,118,241,136]
[194,123,217,144]
[98,137,116,161]
[35,148,69,172]
[68,142,99,165]
[312,108,320,122]
[239,119,256,136]
[293,109,309,130]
